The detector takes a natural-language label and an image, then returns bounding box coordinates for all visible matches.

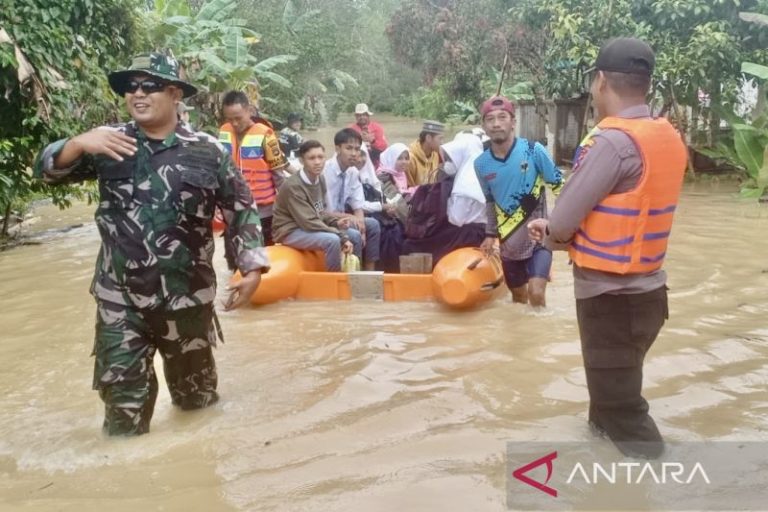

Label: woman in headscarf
[356,145,386,216]
[440,132,486,227]
[376,143,413,224]
[401,133,486,266]
[358,145,405,272]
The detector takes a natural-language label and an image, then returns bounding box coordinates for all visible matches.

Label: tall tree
[239,0,419,124]
[0,0,145,236]
[146,0,296,130]
[512,0,768,127]
[387,0,516,104]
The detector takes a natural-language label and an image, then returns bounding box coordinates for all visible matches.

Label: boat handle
[466,257,483,271]
[480,276,504,292]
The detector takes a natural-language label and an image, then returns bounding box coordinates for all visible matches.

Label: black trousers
[260,214,274,246]
[576,286,668,457]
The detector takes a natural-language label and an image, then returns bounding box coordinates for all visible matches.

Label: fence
[550,98,590,166]
[514,97,591,167]
[516,101,548,144]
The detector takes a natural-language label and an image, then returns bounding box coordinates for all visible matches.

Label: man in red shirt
[348,103,388,167]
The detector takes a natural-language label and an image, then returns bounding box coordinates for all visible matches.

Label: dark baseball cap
[480,95,515,119]
[594,37,655,77]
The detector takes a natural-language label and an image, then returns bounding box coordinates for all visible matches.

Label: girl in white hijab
[378,143,417,194]
[440,132,486,227]
[356,145,384,214]
[376,143,413,224]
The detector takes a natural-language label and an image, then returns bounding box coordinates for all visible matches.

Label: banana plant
[698,107,768,198]
[147,0,295,93]
[720,11,768,198]
[740,12,768,81]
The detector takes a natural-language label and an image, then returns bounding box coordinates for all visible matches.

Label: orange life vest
[218,122,276,205]
[568,116,687,274]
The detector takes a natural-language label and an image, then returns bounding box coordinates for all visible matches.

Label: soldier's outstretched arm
[34,127,136,184]
[215,151,271,310]
[215,151,270,275]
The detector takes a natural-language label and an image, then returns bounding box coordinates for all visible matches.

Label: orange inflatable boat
[235,245,506,309]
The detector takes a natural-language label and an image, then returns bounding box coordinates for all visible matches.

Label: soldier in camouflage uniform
[34,53,270,436]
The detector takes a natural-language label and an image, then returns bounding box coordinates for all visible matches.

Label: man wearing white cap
[349,103,388,166]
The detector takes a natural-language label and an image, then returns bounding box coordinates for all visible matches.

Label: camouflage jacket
[34,122,270,311]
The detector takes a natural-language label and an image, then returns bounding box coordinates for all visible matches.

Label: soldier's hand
[224,270,262,311]
[72,128,137,162]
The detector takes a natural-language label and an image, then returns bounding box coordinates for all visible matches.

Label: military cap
[109,52,198,98]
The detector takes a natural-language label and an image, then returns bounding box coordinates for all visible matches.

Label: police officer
[528,38,687,458]
[34,52,270,436]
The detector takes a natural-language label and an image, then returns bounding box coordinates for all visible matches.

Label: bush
[0,0,145,236]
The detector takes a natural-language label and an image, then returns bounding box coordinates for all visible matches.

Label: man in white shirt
[323,128,381,270]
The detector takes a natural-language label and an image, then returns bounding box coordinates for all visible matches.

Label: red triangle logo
[512,451,558,497]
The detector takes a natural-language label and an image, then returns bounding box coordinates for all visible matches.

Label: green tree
[512,0,768,140]
[238,0,421,124]
[385,0,544,121]
[698,11,768,198]
[0,0,145,237]
[145,0,295,130]
[388,0,514,104]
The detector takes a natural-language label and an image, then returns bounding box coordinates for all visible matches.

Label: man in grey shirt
[529,38,687,458]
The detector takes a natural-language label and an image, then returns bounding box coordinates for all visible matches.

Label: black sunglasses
[124,78,169,94]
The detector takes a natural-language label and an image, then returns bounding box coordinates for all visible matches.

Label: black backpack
[404,175,455,240]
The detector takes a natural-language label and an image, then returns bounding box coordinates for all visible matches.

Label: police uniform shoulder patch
[572,127,602,173]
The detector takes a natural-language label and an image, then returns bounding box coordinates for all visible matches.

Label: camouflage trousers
[92,300,220,436]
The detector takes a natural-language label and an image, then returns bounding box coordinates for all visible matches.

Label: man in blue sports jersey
[474,96,564,307]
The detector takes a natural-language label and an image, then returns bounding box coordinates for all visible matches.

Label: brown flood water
[1,115,767,511]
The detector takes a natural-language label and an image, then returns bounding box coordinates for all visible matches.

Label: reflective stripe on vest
[219,130,234,155]
[567,117,687,274]
[218,123,276,205]
[240,133,265,160]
